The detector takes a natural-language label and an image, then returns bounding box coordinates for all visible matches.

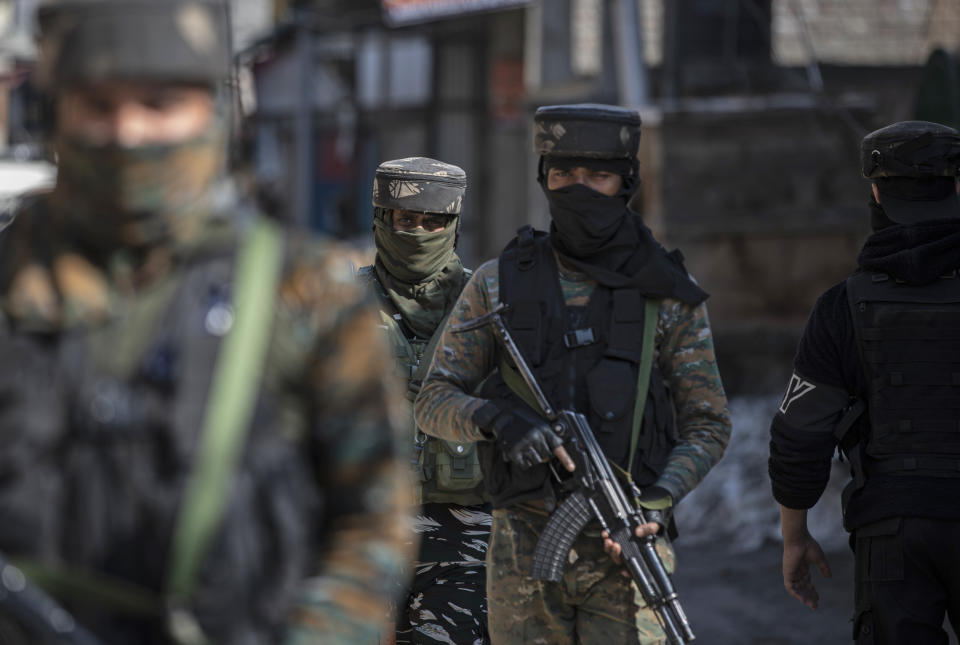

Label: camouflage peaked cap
[534,104,642,159]
[861,120,960,179]
[372,157,466,216]
[35,0,231,90]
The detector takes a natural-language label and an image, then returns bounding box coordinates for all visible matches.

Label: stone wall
[648,98,878,394]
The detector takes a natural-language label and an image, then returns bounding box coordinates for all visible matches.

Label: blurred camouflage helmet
[35,0,231,91]
[862,121,960,224]
[372,157,466,216]
[861,121,960,179]
[534,103,642,161]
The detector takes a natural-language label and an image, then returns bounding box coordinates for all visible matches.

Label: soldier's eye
[424,217,447,230]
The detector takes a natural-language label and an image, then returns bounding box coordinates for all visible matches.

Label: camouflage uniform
[415,105,730,644]
[364,158,491,645]
[0,2,415,644]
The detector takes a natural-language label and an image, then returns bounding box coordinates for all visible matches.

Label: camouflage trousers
[395,561,489,645]
[487,507,676,645]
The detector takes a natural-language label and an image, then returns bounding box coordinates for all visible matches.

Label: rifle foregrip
[530,490,594,582]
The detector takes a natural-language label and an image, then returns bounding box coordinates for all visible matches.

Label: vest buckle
[563,327,597,348]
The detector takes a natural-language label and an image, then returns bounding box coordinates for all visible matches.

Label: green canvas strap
[13,559,164,616]
[413,308,454,385]
[628,299,660,473]
[166,218,284,617]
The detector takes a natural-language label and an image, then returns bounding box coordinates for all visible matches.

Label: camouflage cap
[534,104,642,160]
[861,120,960,179]
[372,157,466,216]
[35,0,231,90]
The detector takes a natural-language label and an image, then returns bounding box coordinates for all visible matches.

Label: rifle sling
[166,217,284,603]
[12,560,164,616]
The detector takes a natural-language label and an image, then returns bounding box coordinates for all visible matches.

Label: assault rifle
[0,552,106,645]
[453,304,695,644]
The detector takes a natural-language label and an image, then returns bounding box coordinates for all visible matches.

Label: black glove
[473,400,563,469]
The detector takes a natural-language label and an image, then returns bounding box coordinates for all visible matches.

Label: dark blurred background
[3,1,960,398]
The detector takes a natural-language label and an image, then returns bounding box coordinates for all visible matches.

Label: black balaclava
[869,195,897,231]
[859,178,960,284]
[538,156,706,305]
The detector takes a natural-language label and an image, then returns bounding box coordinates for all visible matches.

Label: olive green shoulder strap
[411,269,471,385]
[627,299,660,471]
[166,218,284,613]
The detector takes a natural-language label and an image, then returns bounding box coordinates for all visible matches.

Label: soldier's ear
[871,183,881,203]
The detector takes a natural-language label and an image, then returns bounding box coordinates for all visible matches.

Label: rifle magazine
[530,490,593,582]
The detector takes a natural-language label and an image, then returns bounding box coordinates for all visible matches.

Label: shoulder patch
[779,373,817,414]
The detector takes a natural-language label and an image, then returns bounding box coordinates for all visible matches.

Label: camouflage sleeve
[654,297,732,503]
[413,259,500,443]
[279,247,417,645]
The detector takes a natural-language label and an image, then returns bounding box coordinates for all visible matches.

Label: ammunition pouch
[418,435,486,506]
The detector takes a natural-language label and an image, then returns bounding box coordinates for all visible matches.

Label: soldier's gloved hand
[473,401,564,469]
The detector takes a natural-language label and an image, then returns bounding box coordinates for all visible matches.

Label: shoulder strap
[628,298,660,473]
[166,218,284,611]
[358,265,393,308]
[412,309,450,385]
[411,266,473,385]
[498,298,660,487]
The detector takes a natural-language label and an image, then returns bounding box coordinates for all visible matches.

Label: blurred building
[241,0,960,392]
[1,0,956,393]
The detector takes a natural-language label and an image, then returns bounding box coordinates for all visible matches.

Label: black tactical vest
[0,208,319,644]
[478,227,676,509]
[847,271,960,478]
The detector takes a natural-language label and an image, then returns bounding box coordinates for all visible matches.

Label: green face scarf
[52,124,226,253]
[373,214,464,339]
[373,216,457,282]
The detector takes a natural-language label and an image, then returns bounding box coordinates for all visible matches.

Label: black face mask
[537,181,707,304]
[870,196,897,232]
[543,183,634,265]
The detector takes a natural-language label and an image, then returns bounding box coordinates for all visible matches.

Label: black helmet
[861,121,960,224]
[533,103,641,161]
[35,0,231,91]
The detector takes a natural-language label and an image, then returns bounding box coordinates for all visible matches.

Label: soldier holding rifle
[414,103,731,644]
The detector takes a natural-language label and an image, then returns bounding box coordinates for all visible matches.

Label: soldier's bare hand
[553,445,575,472]
[782,534,832,609]
[601,523,659,572]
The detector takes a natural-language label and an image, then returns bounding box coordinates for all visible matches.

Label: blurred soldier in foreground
[360,158,490,644]
[0,1,414,643]
[769,121,960,643]
[414,104,731,644]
